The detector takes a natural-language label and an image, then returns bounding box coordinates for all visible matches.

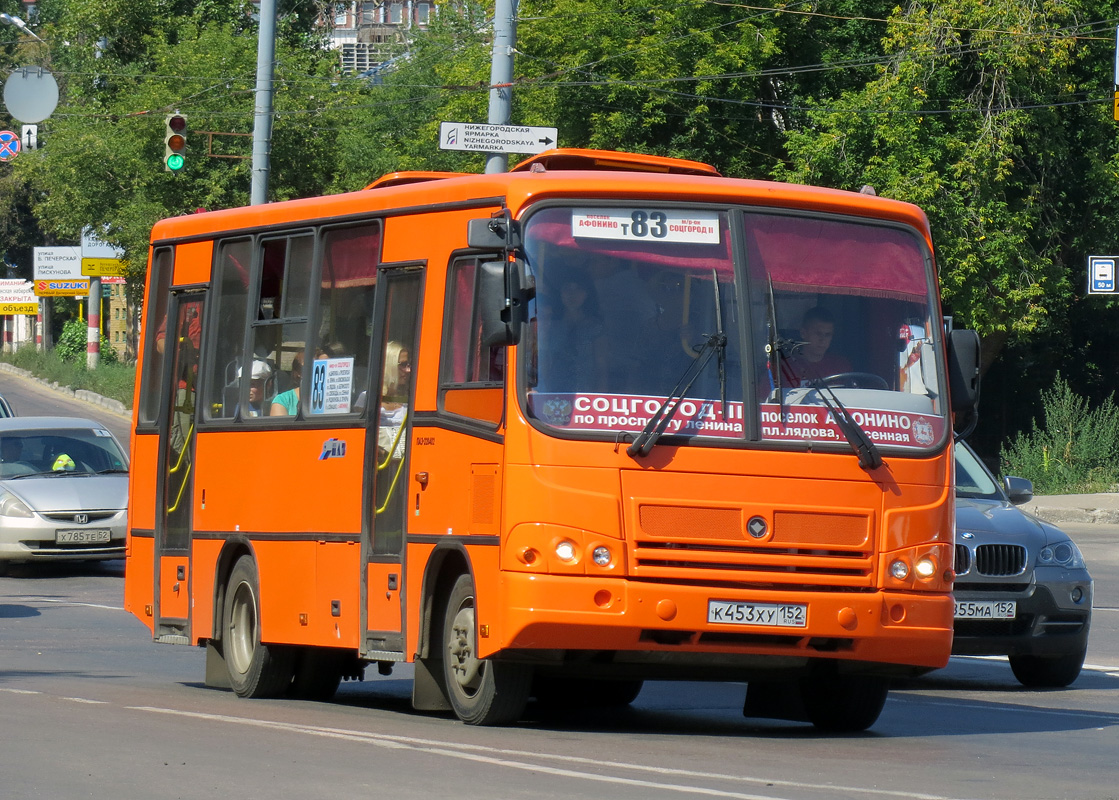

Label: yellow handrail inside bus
[375,454,407,515]
[376,409,408,472]
[167,461,192,514]
[375,409,408,515]
[168,422,194,476]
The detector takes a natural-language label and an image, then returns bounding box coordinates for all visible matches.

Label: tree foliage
[3,0,1119,442]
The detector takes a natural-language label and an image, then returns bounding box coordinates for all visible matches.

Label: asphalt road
[1,370,1117,800]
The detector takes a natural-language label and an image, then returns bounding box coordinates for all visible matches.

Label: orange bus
[125,149,980,731]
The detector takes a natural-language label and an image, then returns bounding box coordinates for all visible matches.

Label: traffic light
[164,113,187,172]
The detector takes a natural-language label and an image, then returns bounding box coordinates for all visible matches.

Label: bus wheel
[799,667,888,732]
[223,555,294,698]
[289,648,345,701]
[442,574,531,725]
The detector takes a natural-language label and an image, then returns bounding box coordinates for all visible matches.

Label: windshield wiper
[764,278,805,413]
[9,470,75,479]
[94,468,129,475]
[626,331,727,458]
[628,270,729,459]
[808,380,883,470]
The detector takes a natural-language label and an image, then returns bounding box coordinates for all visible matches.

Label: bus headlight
[555,540,577,563]
[592,546,612,567]
[890,560,909,580]
[914,557,937,578]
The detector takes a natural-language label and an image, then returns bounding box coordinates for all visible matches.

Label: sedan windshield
[0,429,128,479]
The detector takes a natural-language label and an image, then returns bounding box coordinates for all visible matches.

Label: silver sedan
[0,417,128,565]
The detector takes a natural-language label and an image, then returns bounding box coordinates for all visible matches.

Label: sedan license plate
[55,528,111,545]
[708,600,807,628]
[954,600,1016,619]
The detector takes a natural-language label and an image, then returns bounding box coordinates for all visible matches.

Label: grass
[0,348,136,409]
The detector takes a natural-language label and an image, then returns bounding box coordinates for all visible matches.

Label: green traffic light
[166,153,185,171]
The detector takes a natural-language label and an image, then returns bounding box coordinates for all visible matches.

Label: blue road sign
[0,130,21,162]
[1088,255,1118,294]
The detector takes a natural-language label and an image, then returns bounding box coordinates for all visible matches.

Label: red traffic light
[167,114,187,133]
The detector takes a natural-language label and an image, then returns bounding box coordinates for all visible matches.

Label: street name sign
[34,246,82,280]
[439,122,557,155]
[1088,255,1118,294]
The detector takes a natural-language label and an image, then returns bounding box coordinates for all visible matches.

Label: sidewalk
[1020,493,1119,525]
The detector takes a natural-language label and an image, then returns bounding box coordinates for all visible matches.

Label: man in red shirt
[780,306,851,387]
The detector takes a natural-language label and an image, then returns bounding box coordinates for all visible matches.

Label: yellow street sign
[0,302,37,315]
[1114,90,1119,122]
[81,257,126,277]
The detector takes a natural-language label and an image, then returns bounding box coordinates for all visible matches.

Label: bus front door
[153,291,205,644]
[361,268,422,660]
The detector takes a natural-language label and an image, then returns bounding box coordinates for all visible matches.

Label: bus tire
[223,555,294,698]
[442,573,531,725]
[799,668,888,732]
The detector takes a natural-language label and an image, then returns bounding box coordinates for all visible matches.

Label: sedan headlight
[0,489,33,518]
[1038,539,1085,569]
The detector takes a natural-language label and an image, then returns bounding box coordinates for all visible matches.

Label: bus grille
[973,544,1027,577]
[632,506,874,586]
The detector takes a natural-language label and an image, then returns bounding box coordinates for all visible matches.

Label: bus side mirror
[468,215,521,250]
[947,328,981,414]
[479,259,531,347]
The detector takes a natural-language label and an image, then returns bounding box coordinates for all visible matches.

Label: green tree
[773,0,1113,373]
[15,0,341,283]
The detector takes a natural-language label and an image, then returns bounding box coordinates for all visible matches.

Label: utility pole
[251,0,277,205]
[485,0,517,174]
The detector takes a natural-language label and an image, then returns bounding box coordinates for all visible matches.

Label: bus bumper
[492,573,953,672]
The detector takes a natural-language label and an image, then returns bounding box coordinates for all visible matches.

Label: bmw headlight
[0,489,33,518]
[1038,539,1085,569]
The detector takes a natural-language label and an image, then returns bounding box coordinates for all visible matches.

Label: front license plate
[708,600,807,628]
[954,600,1016,619]
[55,528,111,544]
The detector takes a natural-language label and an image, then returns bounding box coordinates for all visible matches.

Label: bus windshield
[522,204,947,454]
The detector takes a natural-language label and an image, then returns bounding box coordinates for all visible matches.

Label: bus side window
[203,239,252,420]
[248,235,312,419]
[438,257,504,424]
[313,224,380,416]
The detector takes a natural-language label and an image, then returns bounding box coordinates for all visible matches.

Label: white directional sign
[439,121,557,155]
[1088,255,1118,294]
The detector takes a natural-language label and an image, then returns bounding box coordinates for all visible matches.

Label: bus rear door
[153,289,205,644]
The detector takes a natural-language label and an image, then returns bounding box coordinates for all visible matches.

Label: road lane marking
[15,597,123,611]
[129,705,978,800]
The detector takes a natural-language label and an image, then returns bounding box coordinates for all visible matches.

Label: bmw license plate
[954,600,1016,619]
[708,600,807,628]
[55,528,111,544]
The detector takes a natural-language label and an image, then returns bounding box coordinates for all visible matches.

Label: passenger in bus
[540,280,608,392]
[269,351,304,416]
[235,359,273,417]
[377,341,411,460]
[777,306,852,387]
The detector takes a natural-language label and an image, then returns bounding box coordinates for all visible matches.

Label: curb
[0,362,131,419]
[1022,504,1119,526]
